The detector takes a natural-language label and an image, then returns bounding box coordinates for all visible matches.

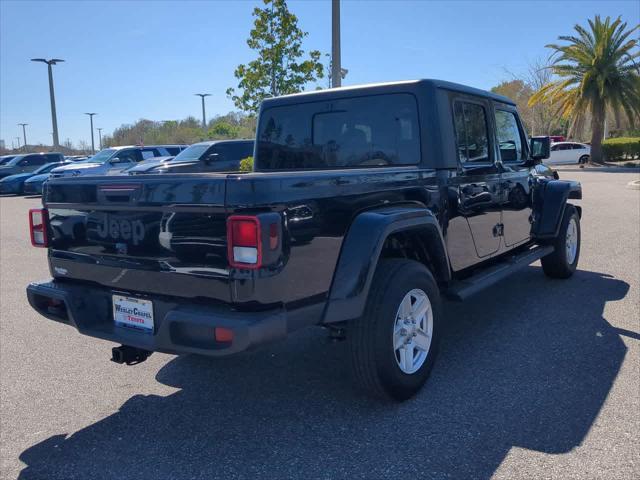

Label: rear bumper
[26,280,287,357]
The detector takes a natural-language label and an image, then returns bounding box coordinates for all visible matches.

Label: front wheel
[541,205,581,278]
[348,259,442,401]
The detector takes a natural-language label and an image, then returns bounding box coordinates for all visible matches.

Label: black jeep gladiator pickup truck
[27,80,582,400]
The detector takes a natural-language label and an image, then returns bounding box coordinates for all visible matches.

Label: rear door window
[115,149,140,163]
[22,155,47,166]
[165,146,182,156]
[141,149,158,160]
[215,143,254,162]
[453,101,491,164]
[257,93,420,170]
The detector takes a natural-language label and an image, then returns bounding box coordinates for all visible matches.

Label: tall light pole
[18,123,28,152]
[331,0,341,88]
[30,58,64,148]
[194,93,211,131]
[84,112,97,154]
[97,128,103,150]
[15,137,21,150]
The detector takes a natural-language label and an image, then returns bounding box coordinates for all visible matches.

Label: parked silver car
[50,145,187,178]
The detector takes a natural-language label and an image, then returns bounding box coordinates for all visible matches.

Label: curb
[627,180,640,190]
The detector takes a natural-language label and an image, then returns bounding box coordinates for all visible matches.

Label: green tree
[208,121,239,139]
[227,0,325,114]
[491,80,534,133]
[529,15,640,163]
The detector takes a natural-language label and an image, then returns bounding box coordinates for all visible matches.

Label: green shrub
[602,137,640,161]
[239,156,254,172]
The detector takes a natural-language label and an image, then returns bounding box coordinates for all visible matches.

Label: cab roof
[261,79,516,107]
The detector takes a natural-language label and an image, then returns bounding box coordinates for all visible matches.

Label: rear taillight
[29,208,49,247]
[227,215,262,269]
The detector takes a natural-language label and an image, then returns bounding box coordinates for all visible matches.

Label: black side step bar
[445,245,554,301]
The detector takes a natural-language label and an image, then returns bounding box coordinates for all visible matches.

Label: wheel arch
[322,206,451,324]
[532,180,582,239]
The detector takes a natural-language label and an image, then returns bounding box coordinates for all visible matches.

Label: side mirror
[530,136,550,162]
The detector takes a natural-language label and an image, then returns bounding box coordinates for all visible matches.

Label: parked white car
[548,142,591,165]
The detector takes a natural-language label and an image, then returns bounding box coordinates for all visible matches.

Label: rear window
[256,93,420,170]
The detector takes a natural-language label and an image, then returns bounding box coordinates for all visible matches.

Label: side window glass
[115,150,138,163]
[453,101,490,164]
[141,150,156,160]
[494,110,523,162]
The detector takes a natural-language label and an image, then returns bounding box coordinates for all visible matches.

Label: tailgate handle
[98,184,141,203]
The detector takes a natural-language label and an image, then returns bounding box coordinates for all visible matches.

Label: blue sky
[1,0,638,148]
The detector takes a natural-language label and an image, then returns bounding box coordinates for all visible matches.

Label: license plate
[112,294,154,333]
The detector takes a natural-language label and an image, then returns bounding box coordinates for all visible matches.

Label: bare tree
[78,140,89,153]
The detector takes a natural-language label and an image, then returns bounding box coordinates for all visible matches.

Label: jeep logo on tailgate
[96,214,145,245]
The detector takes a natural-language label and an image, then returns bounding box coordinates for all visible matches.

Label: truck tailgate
[44,175,232,302]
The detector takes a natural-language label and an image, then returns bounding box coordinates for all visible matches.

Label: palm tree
[529,16,639,163]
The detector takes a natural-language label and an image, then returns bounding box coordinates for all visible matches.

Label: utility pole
[18,123,28,152]
[331,0,341,88]
[31,58,64,148]
[97,128,103,150]
[194,94,211,131]
[15,137,21,150]
[84,113,97,154]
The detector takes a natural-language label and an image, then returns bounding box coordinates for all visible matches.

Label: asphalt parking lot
[1,169,639,480]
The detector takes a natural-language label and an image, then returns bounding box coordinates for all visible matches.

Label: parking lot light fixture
[18,123,28,152]
[194,93,211,131]
[84,113,97,154]
[30,58,64,148]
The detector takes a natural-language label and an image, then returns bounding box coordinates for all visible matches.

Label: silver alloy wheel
[566,217,578,264]
[393,288,433,374]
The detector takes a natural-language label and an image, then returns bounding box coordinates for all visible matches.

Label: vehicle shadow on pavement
[18,267,630,480]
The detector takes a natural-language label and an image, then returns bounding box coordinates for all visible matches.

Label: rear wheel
[541,205,580,278]
[579,155,590,164]
[348,259,441,401]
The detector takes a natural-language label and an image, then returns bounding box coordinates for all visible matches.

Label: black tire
[541,205,581,278]
[348,259,442,401]
[579,155,590,164]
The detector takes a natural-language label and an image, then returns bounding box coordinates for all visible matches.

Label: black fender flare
[532,179,582,239]
[322,206,450,324]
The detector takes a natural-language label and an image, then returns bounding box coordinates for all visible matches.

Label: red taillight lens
[231,218,259,246]
[227,215,262,269]
[214,327,234,343]
[29,208,49,247]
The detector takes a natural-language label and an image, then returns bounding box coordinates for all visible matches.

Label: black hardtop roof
[261,79,515,107]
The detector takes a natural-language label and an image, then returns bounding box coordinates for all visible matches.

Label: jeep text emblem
[96,215,145,245]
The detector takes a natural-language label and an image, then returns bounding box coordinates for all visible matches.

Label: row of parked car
[0,136,584,196]
[0,139,254,195]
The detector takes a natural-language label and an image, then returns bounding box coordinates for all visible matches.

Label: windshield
[0,156,16,165]
[86,148,116,164]
[168,144,212,163]
[34,162,61,174]
[5,155,26,166]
